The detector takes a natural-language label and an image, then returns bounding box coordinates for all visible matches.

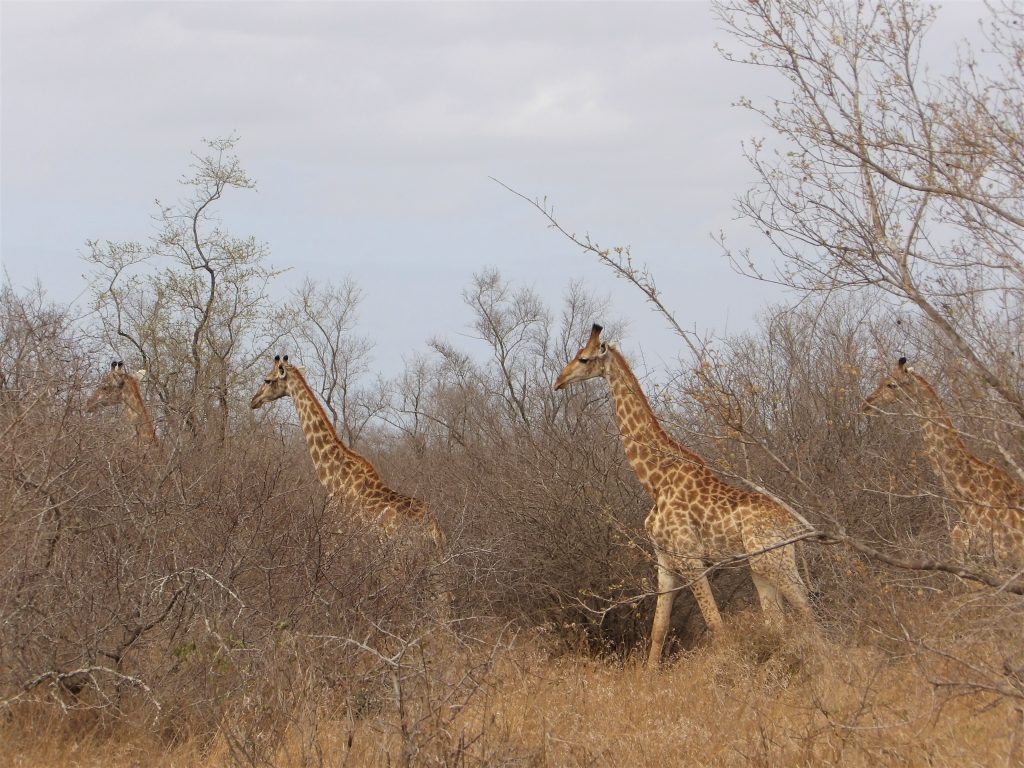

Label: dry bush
[4,271,1022,768]
[8,610,1021,767]
[0,287,472,766]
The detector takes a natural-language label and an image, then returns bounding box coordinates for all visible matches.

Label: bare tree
[85,136,280,439]
[420,269,621,439]
[713,0,1024,422]
[279,277,381,445]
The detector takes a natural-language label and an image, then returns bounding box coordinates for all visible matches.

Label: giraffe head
[250,354,294,409]
[863,357,926,414]
[86,361,146,412]
[554,324,611,390]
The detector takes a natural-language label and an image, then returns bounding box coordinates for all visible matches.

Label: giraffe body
[87,361,159,449]
[250,355,445,548]
[555,326,812,665]
[865,358,1024,568]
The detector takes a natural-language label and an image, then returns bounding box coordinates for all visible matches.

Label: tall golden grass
[6,599,1021,768]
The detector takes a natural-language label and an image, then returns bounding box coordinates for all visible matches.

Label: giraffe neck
[605,347,703,494]
[909,376,975,499]
[284,369,380,499]
[122,378,158,447]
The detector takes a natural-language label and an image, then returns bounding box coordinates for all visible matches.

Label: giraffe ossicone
[555,324,814,666]
[864,357,1024,569]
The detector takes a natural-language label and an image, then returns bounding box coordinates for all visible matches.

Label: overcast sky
[0,1,989,377]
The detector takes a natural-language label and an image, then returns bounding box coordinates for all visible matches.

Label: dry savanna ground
[5,605,1022,767]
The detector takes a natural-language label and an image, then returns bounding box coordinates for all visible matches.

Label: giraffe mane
[911,367,987,457]
[287,364,381,477]
[122,372,158,442]
[907,370,939,399]
[607,346,705,466]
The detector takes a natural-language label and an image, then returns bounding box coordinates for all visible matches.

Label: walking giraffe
[249,354,445,549]
[86,360,159,449]
[554,325,813,665]
[864,357,1024,568]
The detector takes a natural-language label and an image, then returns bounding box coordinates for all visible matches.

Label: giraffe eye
[579,356,590,364]
[264,379,274,385]
[886,383,897,389]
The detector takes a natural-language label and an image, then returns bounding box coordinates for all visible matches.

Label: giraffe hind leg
[751,572,785,626]
[690,572,724,633]
[749,541,813,622]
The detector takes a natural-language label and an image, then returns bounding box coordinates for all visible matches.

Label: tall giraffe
[250,354,445,549]
[864,357,1024,568]
[86,360,159,449]
[555,325,812,665]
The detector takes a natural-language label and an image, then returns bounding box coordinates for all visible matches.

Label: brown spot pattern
[554,332,812,666]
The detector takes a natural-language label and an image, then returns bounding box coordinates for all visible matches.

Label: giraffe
[86,360,159,449]
[864,357,1024,569]
[249,354,445,550]
[555,325,813,665]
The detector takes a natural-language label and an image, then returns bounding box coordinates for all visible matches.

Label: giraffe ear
[133,369,147,382]
[599,342,607,355]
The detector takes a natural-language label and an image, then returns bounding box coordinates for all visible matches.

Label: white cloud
[0,1,996,375]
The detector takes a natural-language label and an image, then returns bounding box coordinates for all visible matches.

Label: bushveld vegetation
[3,1,1023,765]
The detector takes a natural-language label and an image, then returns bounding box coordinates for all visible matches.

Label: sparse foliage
[279,277,382,445]
[713,0,1024,421]
[85,136,279,438]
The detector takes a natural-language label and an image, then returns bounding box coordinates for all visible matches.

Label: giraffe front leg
[647,554,724,666]
[648,551,680,667]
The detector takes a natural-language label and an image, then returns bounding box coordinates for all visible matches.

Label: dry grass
[6,609,1020,768]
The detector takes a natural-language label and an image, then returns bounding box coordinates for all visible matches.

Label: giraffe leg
[690,573,724,634]
[749,541,813,623]
[647,553,680,667]
[751,572,784,626]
